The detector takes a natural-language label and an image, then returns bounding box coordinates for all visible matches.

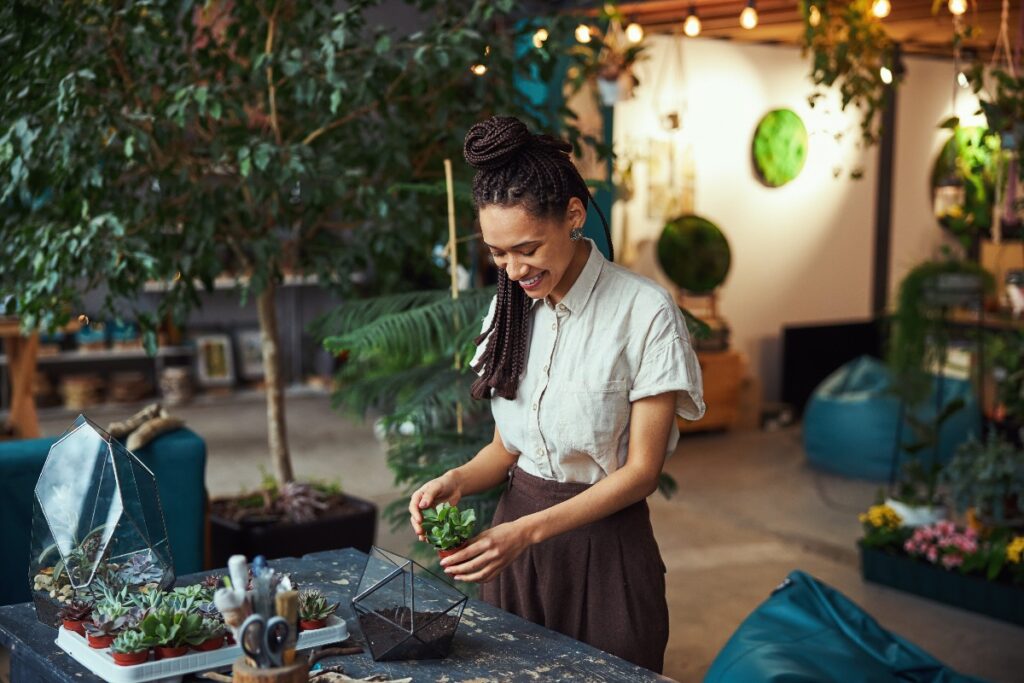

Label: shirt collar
[543,238,604,314]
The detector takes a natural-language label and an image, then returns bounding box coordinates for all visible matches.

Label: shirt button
[551,323,556,330]
[558,304,567,312]
[536,447,544,456]
[542,365,549,373]
[531,403,538,411]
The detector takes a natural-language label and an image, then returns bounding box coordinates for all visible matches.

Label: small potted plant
[57,599,93,636]
[110,629,150,666]
[84,611,130,649]
[298,589,339,631]
[189,617,226,652]
[945,434,1024,528]
[421,503,476,558]
[140,608,203,659]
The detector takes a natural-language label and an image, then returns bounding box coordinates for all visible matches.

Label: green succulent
[110,629,148,655]
[298,589,339,622]
[139,608,203,648]
[84,613,130,638]
[187,618,225,646]
[422,502,476,551]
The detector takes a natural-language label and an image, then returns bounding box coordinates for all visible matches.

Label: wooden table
[0,317,40,439]
[0,548,672,682]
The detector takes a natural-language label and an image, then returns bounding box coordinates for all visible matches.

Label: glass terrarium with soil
[352,546,467,660]
[29,415,174,626]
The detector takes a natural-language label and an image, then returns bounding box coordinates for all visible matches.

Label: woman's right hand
[409,471,463,541]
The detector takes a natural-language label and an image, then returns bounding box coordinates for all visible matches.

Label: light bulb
[957,71,970,88]
[626,22,645,43]
[532,27,549,49]
[948,0,967,15]
[872,0,891,18]
[809,5,822,27]
[880,65,893,84]
[575,24,592,43]
[740,2,758,29]
[683,7,702,37]
[471,63,487,76]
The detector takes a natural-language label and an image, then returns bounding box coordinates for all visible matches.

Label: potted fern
[422,503,477,559]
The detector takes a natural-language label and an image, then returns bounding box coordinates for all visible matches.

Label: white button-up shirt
[473,240,705,484]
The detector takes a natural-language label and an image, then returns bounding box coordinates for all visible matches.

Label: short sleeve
[630,305,706,420]
[470,295,497,377]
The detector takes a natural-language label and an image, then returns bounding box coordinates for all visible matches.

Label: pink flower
[942,554,963,569]
[927,547,939,563]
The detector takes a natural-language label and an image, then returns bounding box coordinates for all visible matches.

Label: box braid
[464,115,612,401]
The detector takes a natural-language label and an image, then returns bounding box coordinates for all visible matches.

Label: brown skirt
[480,466,669,673]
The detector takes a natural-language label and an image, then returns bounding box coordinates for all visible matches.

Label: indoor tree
[0,0,598,489]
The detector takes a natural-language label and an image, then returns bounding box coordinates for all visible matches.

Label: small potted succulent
[57,599,93,636]
[110,629,150,666]
[84,611,130,649]
[421,503,476,558]
[298,589,339,631]
[189,617,226,651]
[139,608,203,659]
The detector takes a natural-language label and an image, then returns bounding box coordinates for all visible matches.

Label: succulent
[57,599,94,622]
[166,584,205,611]
[201,574,225,593]
[93,584,131,619]
[422,502,476,550]
[84,612,130,638]
[139,608,203,648]
[298,589,339,621]
[116,553,165,586]
[186,617,225,646]
[127,588,164,625]
[196,600,222,622]
[110,628,148,654]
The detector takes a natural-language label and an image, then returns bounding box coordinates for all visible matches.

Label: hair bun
[463,116,532,171]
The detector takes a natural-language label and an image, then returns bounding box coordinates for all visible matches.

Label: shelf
[0,346,193,366]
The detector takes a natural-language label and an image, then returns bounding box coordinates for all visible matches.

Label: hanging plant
[566,2,648,106]
[800,0,899,145]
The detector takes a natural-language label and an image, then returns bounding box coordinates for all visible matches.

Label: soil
[357,608,460,660]
[210,491,352,524]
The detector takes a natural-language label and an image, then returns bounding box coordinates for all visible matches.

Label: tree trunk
[257,281,294,484]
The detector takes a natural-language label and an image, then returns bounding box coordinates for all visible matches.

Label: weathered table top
[0,548,671,682]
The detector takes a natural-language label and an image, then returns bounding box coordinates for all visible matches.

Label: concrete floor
[10,394,1023,682]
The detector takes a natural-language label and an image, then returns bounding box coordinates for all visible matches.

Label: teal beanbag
[802,356,980,481]
[706,570,985,683]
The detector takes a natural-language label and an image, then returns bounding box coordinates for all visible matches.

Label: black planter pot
[859,544,1024,627]
[207,495,377,568]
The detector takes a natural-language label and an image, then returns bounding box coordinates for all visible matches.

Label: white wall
[612,36,968,403]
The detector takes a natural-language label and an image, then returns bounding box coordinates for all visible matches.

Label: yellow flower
[861,504,902,529]
[1007,536,1024,564]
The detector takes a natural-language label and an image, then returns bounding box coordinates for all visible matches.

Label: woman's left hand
[440,521,532,583]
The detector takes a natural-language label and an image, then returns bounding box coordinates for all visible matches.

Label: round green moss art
[752,109,808,187]
[657,214,731,294]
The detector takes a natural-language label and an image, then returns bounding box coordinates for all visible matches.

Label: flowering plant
[903,521,979,570]
[858,504,907,549]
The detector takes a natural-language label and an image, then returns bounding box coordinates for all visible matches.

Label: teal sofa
[0,428,207,606]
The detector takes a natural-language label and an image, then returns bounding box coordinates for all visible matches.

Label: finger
[439,540,485,568]
[418,483,440,509]
[455,565,496,583]
[445,550,493,577]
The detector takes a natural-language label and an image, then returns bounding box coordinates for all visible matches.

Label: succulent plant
[93,584,131,619]
[139,608,203,648]
[298,589,339,621]
[116,553,164,586]
[110,628,148,654]
[186,617,225,646]
[57,599,94,623]
[422,502,476,550]
[84,612,130,638]
[196,600,222,622]
[166,584,205,611]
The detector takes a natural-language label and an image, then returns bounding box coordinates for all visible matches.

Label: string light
[470,63,487,76]
[626,22,645,43]
[880,65,893,84]
[683,4,702,37]
[575,24,592,43]
[957,71,970,88]
[532,27,549,49]
[871,0,891,18]
[740,0,758,29]
[948,0,967,15]
[809,5,822,27]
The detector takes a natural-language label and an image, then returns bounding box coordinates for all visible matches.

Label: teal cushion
[803,356,981,481]
[0,428,206,605]
[706,570,984,683]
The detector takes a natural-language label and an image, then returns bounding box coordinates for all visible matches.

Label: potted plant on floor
[945,434,1024,530]
[422,503,476,559]
[110,629,150,666]
[297,589,339,631]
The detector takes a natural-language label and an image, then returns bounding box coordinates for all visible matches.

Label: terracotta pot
[62,619,85,636]
[299,618,327,631]
[112,650,149,666]
[437,542,468,559]
[226,632,236,645]
[154,645,188,659]
[193,636,224,651]
[87,633,114,649]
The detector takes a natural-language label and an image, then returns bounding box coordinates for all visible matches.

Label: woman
[408,115,704,673]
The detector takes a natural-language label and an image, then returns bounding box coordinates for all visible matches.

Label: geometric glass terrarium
[29,415,174,626]
[351,546,467,660]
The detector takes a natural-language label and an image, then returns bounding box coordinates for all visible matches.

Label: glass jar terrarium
[351,546,467,660]
[29,415,174,626]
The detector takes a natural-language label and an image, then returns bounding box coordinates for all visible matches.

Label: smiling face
[480,197,588,302]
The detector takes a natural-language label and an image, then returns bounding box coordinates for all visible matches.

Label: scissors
[239,614,289,669]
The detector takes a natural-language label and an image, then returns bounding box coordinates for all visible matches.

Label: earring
[570,227,584,241]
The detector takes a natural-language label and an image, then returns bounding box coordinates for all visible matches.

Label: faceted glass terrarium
[352,546,468,660]
[29,415,174,626]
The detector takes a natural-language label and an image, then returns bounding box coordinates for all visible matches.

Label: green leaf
[124,135,134,159]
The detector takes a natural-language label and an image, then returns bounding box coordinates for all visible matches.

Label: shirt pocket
[556,379,630,457]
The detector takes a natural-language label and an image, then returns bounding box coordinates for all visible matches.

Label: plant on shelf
[189,617,226,650]
[57,599,94,636]
[84,610,131,648]
[985,329,1024,444]
[931,122,1001,250]
[0,0,599,500]
[800,0,901,146]
[139,607,204,657]
[110,628,150,666]
[297,589,339,630]
[422,502,477,556]
[945,434,1024,528]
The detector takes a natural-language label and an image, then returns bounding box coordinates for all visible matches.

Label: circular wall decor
[752,109,808,187]
[657,214,731,294]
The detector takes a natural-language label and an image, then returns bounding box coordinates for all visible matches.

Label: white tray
[55,616,349,683]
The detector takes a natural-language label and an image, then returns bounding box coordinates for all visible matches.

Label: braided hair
[464,115,612,401]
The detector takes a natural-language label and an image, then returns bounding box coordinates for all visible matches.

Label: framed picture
[236,329,265,380]
[193,333,235,387]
